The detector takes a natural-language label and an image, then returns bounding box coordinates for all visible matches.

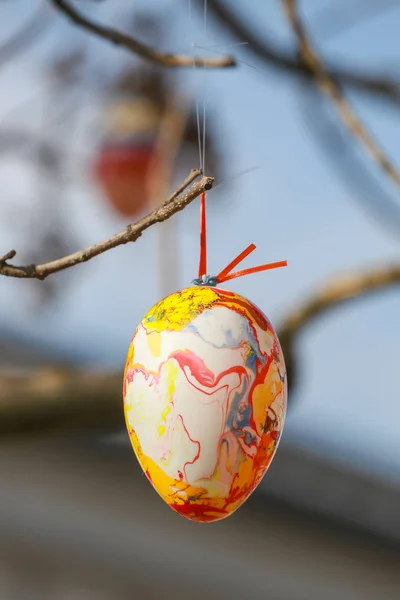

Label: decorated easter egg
[123,285,287,523]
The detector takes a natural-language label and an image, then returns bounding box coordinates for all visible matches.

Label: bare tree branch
[0,169,213,280]
[281,0,400,190]
[280,263,400,338]
[279,262,400,395]
[201,0,400,103]
[298,84,400,239]
[50,0,235,68]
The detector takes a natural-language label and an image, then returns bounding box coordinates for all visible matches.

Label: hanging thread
[188,0,287,288]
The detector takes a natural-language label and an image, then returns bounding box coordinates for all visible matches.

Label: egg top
[123,286,287,523]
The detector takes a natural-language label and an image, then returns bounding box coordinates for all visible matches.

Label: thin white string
[195,100,203,170]
[210,165,263,193]
[189,0,204,171]
[201,0,207,173]
[202,101,206,173]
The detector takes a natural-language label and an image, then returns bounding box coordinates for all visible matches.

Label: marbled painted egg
[123,286,287,523]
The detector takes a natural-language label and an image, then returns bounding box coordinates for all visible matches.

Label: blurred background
[1,0,400,598]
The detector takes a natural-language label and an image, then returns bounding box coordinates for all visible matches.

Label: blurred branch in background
[281,0,400,190]
[146,93,192,205]
[308,0,400,42]
[50,0,236,68]
[0,128,65,159]
[146,91,192,296]
[2,261,400,438]
[279,262,400,395]
[0,368,122,438]
[298,85,400,240]
[201,0,400,104]
[0,46,89,311]
[0,4,54,70]
[0,170,213,279]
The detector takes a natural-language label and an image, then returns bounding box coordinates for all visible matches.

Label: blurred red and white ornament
[92,95,161,218]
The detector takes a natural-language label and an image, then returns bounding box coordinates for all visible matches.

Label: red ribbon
[198,192,287,284]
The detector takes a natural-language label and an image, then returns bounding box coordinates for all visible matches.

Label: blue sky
[1,0,400,480]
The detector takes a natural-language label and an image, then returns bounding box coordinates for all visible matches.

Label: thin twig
[201,0,400,103]
[281,0,400,189]
[0,250,16,264]
[164,169,198,204]
[0,170,212,280]
[161,168,202,206]
[50,0,235,68]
